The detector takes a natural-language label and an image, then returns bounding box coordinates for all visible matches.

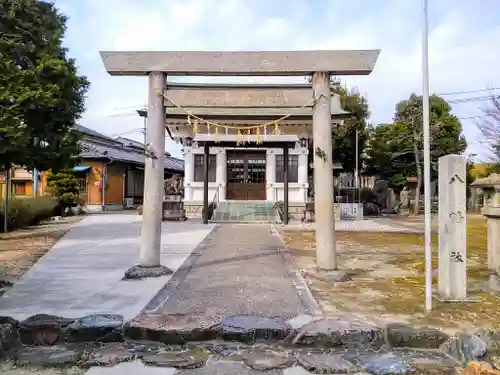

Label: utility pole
[422,0,433,312]
[3,165,10,233]
[137,108,147,147]
[355,129,360,203]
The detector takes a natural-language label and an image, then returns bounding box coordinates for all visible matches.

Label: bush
[0,196,58,231]
[363,201,380,216]
[273,201,292,222]
[46,171,79,216]
[360,187,376,204]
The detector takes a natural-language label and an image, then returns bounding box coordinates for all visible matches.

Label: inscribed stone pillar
[312,72,336,270]
[438,154,467,300]
[140,72,166,267]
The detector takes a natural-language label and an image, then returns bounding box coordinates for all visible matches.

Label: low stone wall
[184,202,203,218]
[0,312,499,371]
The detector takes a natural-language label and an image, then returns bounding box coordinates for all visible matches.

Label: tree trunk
[413,128,422,215]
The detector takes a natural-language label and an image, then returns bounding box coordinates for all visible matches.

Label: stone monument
[438,154,467,300]
[398,187,410,215]
[162,174,187,221]
[438,155,467,300]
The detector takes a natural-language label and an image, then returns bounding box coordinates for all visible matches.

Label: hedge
[0,196,58,232]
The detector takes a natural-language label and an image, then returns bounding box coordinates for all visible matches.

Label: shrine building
[163,82,350,219]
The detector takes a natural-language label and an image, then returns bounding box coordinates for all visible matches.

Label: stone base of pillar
[432,293,481,303]
[490,273,500,293]
[315,270,352,282]
[123,265,173,280]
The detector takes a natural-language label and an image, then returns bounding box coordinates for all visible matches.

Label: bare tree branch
[476,91,500,161]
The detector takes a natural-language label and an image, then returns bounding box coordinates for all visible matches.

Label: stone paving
[0,215,215,321]
[152,224,309,318]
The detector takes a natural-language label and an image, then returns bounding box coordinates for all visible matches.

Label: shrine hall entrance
[226,150,266,200]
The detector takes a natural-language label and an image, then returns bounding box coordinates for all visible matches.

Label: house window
[276,155,299,183]
[194,154,216,182]
[13,182,26,195]
[77,177,88,193]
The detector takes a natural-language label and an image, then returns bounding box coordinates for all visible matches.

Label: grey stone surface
[291,318,384,347]
[441,333,488,365]
[0,215,215,321]
[19,314,74,346]
[316,270,352,283]
[124,265,173,280]
[99,50,380,76]
[166,85,314,109]
[87,344,135,367]
[216,316,291,344]
[159,224,305,318]
[345,352,416,375]
[15,344,88,367]
[25,343,464,375]
[490,273,500,292]
[296,353,357,374]
[125,314,222,344]
[0,323,18,352]
[384,323,449,349]
[142,349,209,369]
[66,314,124,343]
[239,349,295,371]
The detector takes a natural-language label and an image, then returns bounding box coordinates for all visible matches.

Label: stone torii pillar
[124,72,173,279]
[312,72,337,270]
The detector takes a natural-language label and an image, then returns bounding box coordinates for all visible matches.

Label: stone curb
[270,224,324,318]
[1,313,499,369]
[0,314,500,373]
[141,224,220,314]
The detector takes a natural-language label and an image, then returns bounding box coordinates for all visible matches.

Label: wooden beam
[100,50,380,76]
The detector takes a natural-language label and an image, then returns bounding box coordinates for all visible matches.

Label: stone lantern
[471,173,500,291]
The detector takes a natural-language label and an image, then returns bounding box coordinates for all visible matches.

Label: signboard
[340,203,360,220]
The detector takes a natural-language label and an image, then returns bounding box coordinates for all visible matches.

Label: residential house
[0,168,45,199]
[73,124,184,211]
[0,126,184,207]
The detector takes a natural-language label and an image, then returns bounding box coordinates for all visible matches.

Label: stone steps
[211,201,278,223]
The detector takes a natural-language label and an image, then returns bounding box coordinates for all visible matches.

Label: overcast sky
[54,0,500,160]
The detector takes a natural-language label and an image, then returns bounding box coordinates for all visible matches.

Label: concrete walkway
[151,224,310,319]
[280,218,422,233]
[0,214,215,321]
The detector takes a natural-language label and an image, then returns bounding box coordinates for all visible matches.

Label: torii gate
[99,50,380,278]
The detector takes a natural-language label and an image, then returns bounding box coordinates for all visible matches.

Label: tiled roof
[74,126,184,173]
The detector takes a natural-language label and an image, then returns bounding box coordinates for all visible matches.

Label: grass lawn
[282,217,499,332]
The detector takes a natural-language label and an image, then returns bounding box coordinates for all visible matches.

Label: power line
[439,87,500,96]
[447,95,495,104]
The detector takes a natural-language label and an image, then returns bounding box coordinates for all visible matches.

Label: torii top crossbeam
[99,50,380,76]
